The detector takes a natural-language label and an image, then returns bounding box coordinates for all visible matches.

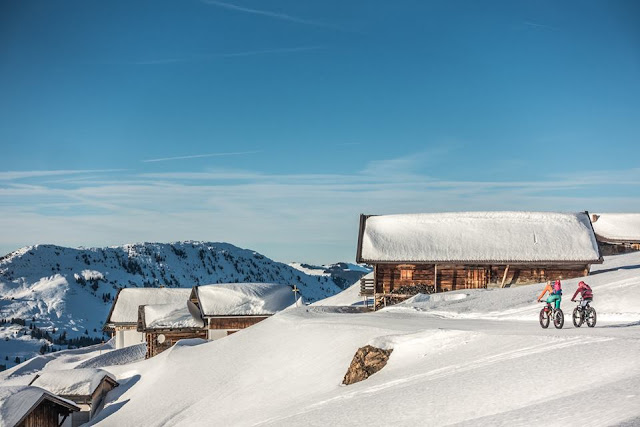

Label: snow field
[90,252,640,426]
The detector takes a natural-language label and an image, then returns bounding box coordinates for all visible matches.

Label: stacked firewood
[390,283,435,295]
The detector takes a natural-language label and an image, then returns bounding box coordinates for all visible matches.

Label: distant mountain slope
[289,262,371,290]
[0,241,362,368]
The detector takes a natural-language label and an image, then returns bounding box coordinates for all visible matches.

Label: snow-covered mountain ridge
[0,241,365,368]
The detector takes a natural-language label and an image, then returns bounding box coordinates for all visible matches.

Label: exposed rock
[342,345,393,385]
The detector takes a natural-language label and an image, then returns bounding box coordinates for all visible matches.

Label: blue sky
[1,0,639,263]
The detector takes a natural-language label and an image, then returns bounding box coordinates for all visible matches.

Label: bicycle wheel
[572,307,583,328]
[586,307,597,328]
[539,308,550,329]
[554,309,564,329]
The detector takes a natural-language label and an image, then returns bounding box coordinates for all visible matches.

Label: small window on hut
[400,269,413,280]
[398,265,414,281]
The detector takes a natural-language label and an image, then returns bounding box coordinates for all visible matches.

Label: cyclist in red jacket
[571,281,593,308]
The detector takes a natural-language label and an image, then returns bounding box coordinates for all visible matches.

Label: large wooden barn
[356,212,603,308]
[103,288,192,349]
[189,283,298,339]
[137,302,207,358]
[0,385,79,427]
[30,368,118,426]
[591,213,640,255]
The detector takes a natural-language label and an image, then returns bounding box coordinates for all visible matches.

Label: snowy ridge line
[0,241,364,366]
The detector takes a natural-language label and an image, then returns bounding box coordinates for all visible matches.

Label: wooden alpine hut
[30,368,118,426]
[103,288,192,349]
[189,283,299,340]
[137,302,207,358]
[355,211,603,309]
[0,385,80,427]
[591,213,640,255]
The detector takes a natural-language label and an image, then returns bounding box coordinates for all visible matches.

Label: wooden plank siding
[207,316,269,330]
[375,263,590,294]
[145,330,208,358]
[18,400,73,427]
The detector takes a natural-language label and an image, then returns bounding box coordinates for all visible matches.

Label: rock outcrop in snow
[342,345,393,385]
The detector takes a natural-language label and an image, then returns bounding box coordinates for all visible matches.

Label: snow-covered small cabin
[0,385,80,427]
[356,212,603,308]
[137,302,207,358]
[29,368,118,426]
[103,288,192,349]
[591,213,640,255]
[189,283,298,339]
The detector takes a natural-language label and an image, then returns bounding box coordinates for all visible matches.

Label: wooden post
[434,264,438,293]
[501,265,510,288]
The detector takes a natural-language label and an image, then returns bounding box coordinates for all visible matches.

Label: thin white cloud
[134,46,323,65]
[218,46,324,58]
[201,0,326,27]
[0,169,123,181]
[142,151,262,163]
[523,21,557,31]
[2,159,639,263]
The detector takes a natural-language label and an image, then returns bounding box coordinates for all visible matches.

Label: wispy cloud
[201,0,326,27]
[142,151,262,163]
[2,158,639,263]
[133,46,323,65]
[523,21,557,31]
[0,169,123,181]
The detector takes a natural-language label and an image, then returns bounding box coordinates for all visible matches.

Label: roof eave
[360,259,604,265]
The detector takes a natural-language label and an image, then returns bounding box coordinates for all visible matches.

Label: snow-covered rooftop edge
[106,288,193,326]
[592,213,640,242]
[142,303,204,330]
[30,368,118,397]
[357,211,602,263]
[0,385,79,427]
[194,282,299,316]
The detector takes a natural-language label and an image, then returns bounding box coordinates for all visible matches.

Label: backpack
[552,281,562,295]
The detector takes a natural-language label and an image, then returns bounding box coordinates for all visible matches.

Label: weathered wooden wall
[19,400,71,427]
[598,242,640,256]
[375,263,590,293]
[207,316,269,330]
[146,330,207,358]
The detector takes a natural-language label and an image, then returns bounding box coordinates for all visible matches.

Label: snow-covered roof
[106,288,192,325]
[194,283,297,316]
[357,212,602,263]
[30,368,118,397]
[142,303,204,329]
[0,385,79,426]
[592,213,640,243]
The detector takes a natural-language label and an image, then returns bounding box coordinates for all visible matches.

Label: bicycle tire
[586,307,597,328]
[572,307,583,328]
[554,309,564,329]
[539,308,550,329]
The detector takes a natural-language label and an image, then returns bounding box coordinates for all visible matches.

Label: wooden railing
[360,277,375,296]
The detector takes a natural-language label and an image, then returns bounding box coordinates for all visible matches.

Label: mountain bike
[572,299,597,328]
[539,301,564,329]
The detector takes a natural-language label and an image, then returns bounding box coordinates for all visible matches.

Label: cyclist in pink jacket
[571,281,593,308]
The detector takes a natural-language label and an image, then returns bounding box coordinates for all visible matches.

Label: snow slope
[88,252,640,426]
[0,242,357,366]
